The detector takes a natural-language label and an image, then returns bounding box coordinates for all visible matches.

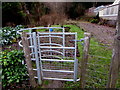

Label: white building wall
[99,0,119,20]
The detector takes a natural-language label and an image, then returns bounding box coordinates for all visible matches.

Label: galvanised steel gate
[18,27,80,84]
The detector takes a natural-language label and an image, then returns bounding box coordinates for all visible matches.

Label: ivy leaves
[1,50,27,87]
[0,25,24,45]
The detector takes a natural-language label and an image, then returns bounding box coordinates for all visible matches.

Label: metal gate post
[74,59,78,82]
[63,27,65,58]
[33,32,42,85]
[29,29,34,57]
[74,32,78,82]
[37,33,43,78]
[49,28,52,55]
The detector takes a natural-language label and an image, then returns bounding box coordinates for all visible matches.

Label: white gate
[18,27,80,84]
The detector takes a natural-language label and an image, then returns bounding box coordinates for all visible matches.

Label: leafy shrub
[90,19,99,24]
[0,50,27,87]
[79,16,94,22]
[64,27,70,32]
[0,25,24,45]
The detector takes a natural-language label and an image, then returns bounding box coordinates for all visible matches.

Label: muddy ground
[76,21,116,48]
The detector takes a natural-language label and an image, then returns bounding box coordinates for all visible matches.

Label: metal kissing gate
[18,27,80,84]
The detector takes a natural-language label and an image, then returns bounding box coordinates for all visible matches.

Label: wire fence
[82,42,112,88]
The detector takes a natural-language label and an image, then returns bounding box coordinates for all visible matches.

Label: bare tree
[19,2,33,25]
[44,2,67,15]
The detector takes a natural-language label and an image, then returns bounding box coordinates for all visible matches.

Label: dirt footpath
[76,21,116,47]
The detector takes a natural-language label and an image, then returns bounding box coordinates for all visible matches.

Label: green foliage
[43,80,49,85]
[2,2,49,26]
[90,19,99,24]
[64,27,70,32]
[80,16,95,22]
[2,2,26,26]
[18,11,27,17]
[1,50,27,87]
[0,25,24,45]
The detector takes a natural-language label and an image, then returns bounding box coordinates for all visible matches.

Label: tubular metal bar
[74,59,78,82]
[40,43,63,47]
[41,50,63,55]
[18,32,76,35]
[43,77,74,81]
[31,58,36,61]
[49,28,52,56]
[42,77,81,82]
[39,35,63,38]
[18,40,23,47]
[41,55,63,59]
[33,69,37,71]
[17,27,64,34]
[39,46,75,49]
[34,76,75,81]
[42,69,74,73]
[63,27,65,58]
[41,59,74,62]
[29,46,34,48]
[30,52,35,56]
[35,77,80,81]
[38,32,76,35]
[33,32,42,85]
[74,33,78,82]
[37,33,44,78]
[31,58,75,62]
[29,30,34,58]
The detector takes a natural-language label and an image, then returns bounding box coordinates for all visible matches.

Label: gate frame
[18,27,80,85]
